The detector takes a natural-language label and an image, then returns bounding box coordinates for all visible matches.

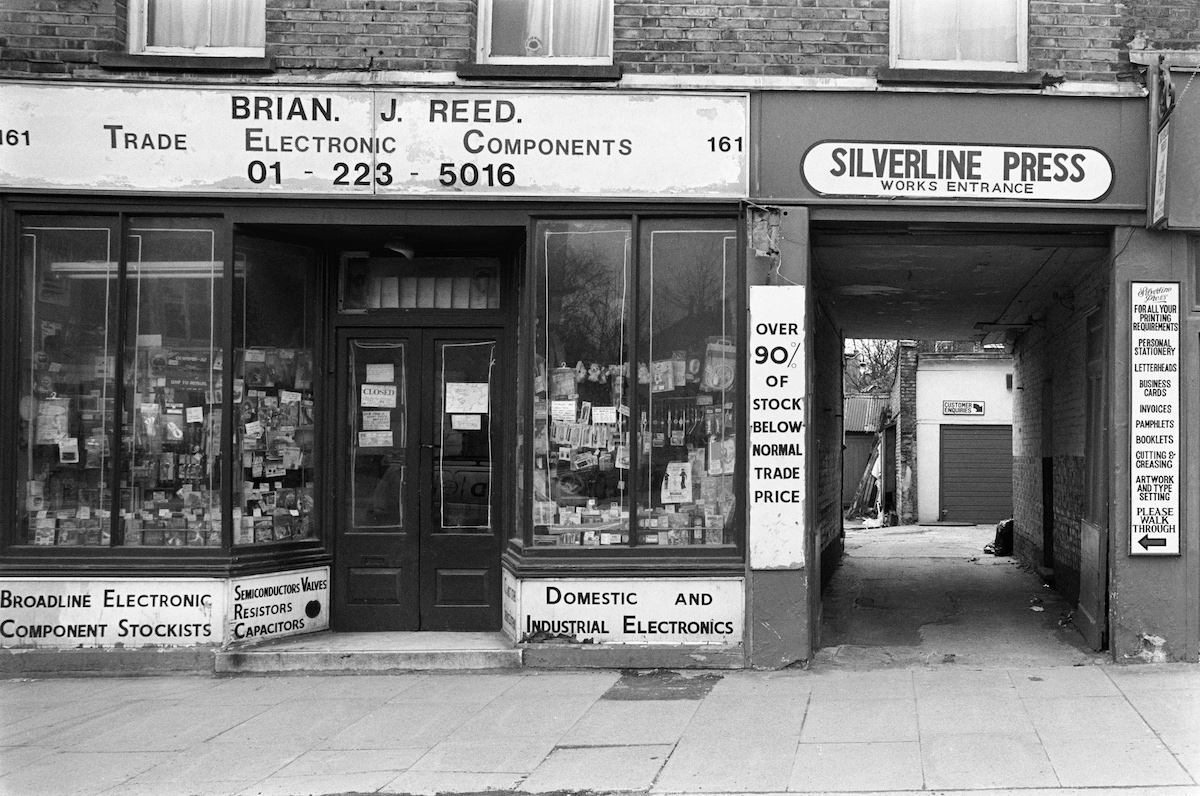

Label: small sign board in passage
[943,401,985,415]
[1129,282,1180,556]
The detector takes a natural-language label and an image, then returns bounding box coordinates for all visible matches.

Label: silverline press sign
[0,83,748,198]
[802,142,1114,201]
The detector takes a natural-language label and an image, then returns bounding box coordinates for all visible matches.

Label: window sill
[877,67,1046,89]
[98,53,274,73]
[457,62,621,82]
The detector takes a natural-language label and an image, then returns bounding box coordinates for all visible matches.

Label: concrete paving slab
[406,737,559,773]
[558,699,700,746]
[916,690,1035,735]
[271,747,426,776]
[121,743,300,784]
[201,676,317,705]
[0,750,174,796]
[1024,695,1158,740]
[1158,730,1200,779]
[1042,737,1195,787]
[317,700,478,750]
[920,732,1059,790]
[0,744,57,774]
[236,770,401,795]
[443,695,598,740]
[521,744,673,792]
[101,780,259,796]
[1104,662,1200,692]
[653,734,801,792]
[0,700,123,746]
[0,678,124,705]
[800,697,918,743]
[251,673,427,701]
[1010,665,1121,696]
[912,667,1016,693]
[47,700,271,752]
[788,741,924,791]
[703,671,812,699]
[805,668,915,700]
[385,672,523,703]
[205,697,379,747]
[499,671,619,698]
[381,770,525,794]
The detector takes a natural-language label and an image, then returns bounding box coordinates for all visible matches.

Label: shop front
[751,88,1198,663]
[0,81,757,669]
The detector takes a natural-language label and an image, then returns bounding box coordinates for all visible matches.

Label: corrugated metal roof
[844,394,888,433]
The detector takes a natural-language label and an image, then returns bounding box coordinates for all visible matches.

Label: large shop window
[480,0,614,64]
[890,0,1027,71]
[129,0,266,56]
[13,216,318,553]
[530,218,739,550]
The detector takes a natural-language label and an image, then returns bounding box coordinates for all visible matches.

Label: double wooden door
[332,327,502,631]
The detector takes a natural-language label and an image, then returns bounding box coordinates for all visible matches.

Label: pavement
[2,524,1198,796]
[2,665,1199,796]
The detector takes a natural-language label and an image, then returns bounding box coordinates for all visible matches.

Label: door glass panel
[340,256,501,312]
[350,341,407,529]
[435,340,495,532]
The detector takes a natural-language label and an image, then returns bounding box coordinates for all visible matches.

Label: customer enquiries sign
[0,83,748,198]
[1129,282,1180,556]
[802,142,1113,201]
[748,286,806,569]
[519,578,743,644]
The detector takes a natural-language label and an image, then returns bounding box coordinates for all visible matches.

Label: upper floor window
[479,0,613,64]
[890,0,1027,71]
[129,0,265,57]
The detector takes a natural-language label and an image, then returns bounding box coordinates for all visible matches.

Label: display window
[529,217,740,550]
[12,214,321,554]
[232,237,319,546]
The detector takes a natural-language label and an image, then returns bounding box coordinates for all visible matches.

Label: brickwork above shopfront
[3,0,1200,82]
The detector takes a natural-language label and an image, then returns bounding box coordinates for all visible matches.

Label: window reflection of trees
[544,229,629,366]
[644,230,736,354]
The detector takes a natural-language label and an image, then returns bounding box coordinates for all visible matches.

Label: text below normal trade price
[748,286,807,552]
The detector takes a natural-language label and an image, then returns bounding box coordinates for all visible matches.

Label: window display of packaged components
[119,346,223,546]
[234,347,317,545]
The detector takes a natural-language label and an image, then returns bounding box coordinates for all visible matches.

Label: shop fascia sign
[802,141,1114,201]
[0,82,748,198]
[0,567,329,648]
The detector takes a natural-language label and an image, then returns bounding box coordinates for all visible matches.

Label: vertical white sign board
[1129,282,1180,555]
[748,286,806,569]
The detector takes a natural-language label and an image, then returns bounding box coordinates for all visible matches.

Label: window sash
[891,0,1027,72]
[479,0,614,65]
[129,0,265,57]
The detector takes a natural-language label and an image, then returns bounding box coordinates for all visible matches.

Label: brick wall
[895,340,918,523]
[1011,255,1108,604]
[4,1,1200,81]
[813,301,843,564]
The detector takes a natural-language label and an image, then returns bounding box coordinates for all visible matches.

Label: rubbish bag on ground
[984,518,1014,556]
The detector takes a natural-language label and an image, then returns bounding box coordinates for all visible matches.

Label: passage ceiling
[811,224,1111,341]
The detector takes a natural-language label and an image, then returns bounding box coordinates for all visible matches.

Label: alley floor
[818,523,1101,669]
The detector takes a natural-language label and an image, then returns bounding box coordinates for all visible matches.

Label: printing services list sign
[0,83,748,198]
[1130,282,1180,556]
[748,286,806,569]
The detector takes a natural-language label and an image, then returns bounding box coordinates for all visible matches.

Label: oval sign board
[802,141,1113,202]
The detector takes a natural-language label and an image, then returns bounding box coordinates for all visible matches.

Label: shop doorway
[332,327,504,632]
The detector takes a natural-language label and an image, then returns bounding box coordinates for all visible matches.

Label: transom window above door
[129,0,266,56]
[890,0,1027,72]
[479,0,614,64]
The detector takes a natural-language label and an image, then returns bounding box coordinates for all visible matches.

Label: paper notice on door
[445,382,489,414]
[186,406,204,423]
[365,363,394,383]
[451,414,482,430]
[358,431,394,448]
[551,400,577,422]
[361,383,397,408]
[362,410,391,431]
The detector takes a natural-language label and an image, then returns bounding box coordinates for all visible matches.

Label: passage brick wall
[894,341,918,524]
[813,300,844,565]
[4,0,1200,81]
[1011,253,1108,605]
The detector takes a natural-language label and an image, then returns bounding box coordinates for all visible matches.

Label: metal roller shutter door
[939,424,1013,524]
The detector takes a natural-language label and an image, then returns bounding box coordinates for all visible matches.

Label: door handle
[421,443,441,450]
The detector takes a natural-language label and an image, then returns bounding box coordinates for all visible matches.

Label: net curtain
[148,0,265,48]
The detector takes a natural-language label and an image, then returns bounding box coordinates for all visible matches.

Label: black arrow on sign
[1138,535,1168,550]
